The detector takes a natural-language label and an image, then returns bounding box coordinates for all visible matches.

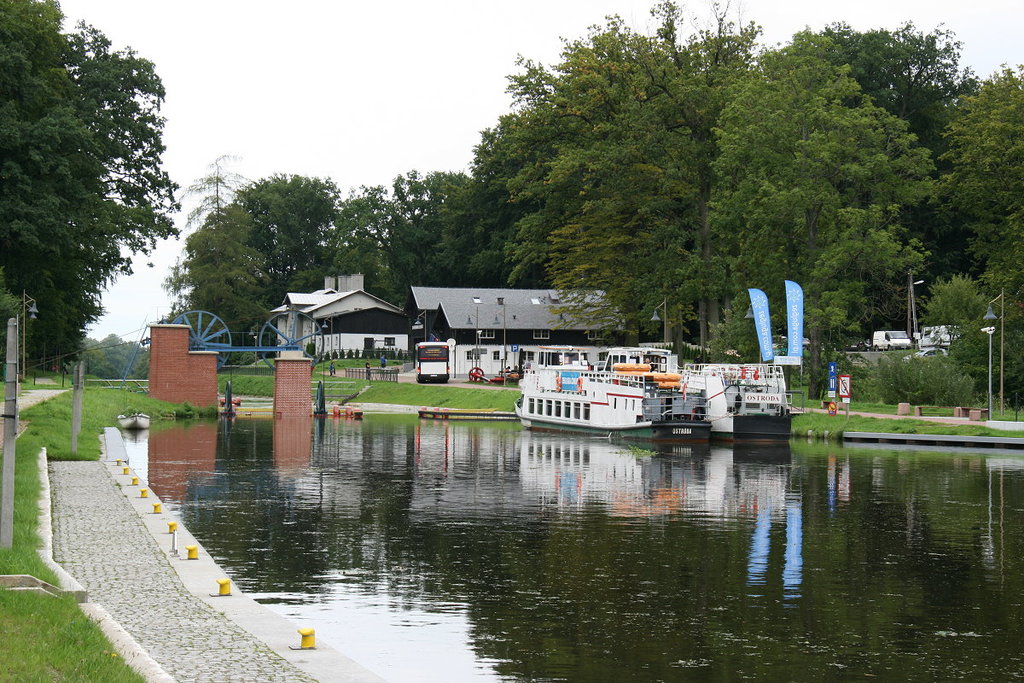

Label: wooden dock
[844,431,1024,450]
[418,408,518,421]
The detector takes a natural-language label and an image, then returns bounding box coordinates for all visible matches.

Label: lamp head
[28,302,38,319]
[984,305,998,320]
[650,310,661,322]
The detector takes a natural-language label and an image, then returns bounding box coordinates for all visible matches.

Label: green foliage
[919,274,987,334]
[235,174,340,304]
[860,355,975,406]
[81,334,148,379]
[942,67,1024,295]
[0,1,177,359]
[713,31,933,396]
[501,6,759,343]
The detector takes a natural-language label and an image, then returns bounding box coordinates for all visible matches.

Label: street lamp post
[497,297,507,372]
[988,292,1005,412]
[20,292,37,381]
[984,305,997,418]
[909,276,924,343]
[650,300,668,344]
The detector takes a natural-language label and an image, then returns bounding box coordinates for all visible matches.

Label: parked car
[872,330,913,351]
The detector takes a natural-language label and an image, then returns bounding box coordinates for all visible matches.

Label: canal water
[129,416,1024,681]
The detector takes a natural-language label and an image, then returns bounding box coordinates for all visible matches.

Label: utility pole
[2,318,19,548]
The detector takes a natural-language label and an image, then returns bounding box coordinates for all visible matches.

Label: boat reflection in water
[140,416,1024,683]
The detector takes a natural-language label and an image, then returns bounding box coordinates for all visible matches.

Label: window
[533,329,550,340]
[384,337,395,346]
[479,329,496,339]
[587,330,602,341]
[363,337,375,350]
[528,398,535,413]
[555,402,561,418]
[574,403,581,419]
[583,403,591,420]
[545,400,552,416]
[493,350,501,360]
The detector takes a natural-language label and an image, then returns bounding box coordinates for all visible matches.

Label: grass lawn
[0,383,198,681]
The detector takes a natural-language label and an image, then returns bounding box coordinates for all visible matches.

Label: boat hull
[520,416,711,443]
[117,414,150,430]
[712,414,791,442]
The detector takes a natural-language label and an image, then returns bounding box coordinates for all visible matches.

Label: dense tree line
[4,1,1021,399]
[0,0,177,365]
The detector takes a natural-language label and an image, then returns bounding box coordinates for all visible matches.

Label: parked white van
[872,330,912,351]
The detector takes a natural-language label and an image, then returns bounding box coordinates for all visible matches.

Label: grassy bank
[220,374,520,411]
[0,386,198,681]
[792,412,1024,441]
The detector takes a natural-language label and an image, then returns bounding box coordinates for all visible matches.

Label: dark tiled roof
[410,286,602,330]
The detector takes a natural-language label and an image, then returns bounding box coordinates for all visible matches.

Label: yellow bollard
[130,476,138,486]
[185,545,198,560]
[116,459,123,466]
[297,628,316,650]
[152,502,162,514]
[214,578,231,596]
[122,466,130,475]
[167,521,178,533]
[139,488,148,498]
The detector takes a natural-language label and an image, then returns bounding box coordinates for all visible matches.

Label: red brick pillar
[274,352,312,418]
[148,324,218,407]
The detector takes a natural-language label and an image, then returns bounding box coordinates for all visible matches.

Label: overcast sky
[57,0,1021,342]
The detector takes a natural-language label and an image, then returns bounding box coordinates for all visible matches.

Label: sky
[57,0,1021,342]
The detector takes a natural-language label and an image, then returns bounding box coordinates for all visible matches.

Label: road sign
[838,374,851,399]
[510,344,519,352]
[827,362,837,397]
[827,401,838,416]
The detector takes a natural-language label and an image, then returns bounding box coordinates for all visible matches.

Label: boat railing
[683,363,786,385]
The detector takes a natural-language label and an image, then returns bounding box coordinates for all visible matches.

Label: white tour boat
[680,363,791,441]
[516,346,711,443]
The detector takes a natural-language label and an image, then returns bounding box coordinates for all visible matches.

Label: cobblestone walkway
[50,461,317,682]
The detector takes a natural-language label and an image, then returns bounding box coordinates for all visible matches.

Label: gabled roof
[272,288,403,316]
[410,286,601,330]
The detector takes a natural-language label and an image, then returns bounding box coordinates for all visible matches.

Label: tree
[501,4,758,342]
[712,32,933,397]
[327,171,469,304]
[919,274,987,335]
[819,22,979,281]
[164,205,267,332]
[0,1,177,358]
[942,67,1024,295]
[235,174,339,305]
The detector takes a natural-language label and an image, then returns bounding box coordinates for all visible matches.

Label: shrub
[865,356,976,406]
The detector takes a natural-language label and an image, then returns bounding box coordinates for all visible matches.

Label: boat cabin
[596,347,676,373]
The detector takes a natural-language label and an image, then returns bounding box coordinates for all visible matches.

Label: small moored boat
[117,413,150,430]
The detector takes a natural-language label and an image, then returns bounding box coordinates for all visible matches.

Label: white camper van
[872,330,913,351]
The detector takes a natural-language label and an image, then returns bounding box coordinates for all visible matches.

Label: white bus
[415,341,451,383]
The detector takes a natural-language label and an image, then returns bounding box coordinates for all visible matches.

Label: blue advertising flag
[785,280,804,359]
[748,288,774,362]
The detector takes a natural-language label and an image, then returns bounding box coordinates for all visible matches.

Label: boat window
[574,403,581,419]
[528,398,535,413]
[555,402,561,417]
[613,397,617,410]
[583,403,590,420]
[546,400,552,416]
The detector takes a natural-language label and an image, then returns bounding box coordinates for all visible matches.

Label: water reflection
[136,417,1024,682]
